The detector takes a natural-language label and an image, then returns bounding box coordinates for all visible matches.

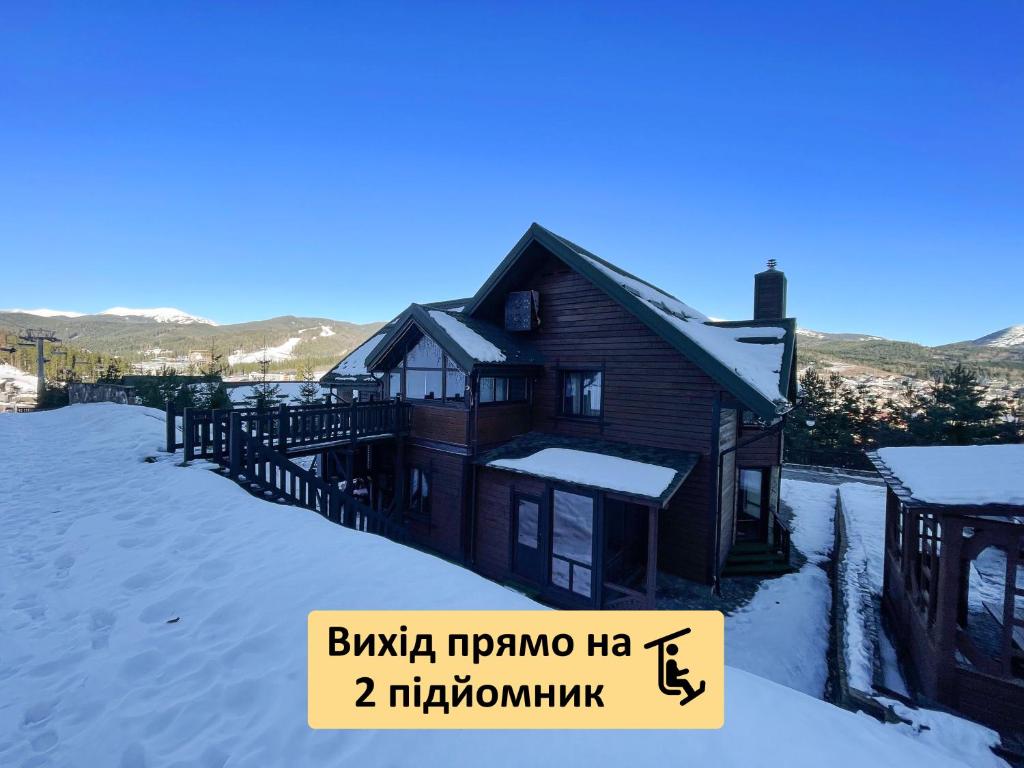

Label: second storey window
[479,376,527,404]
[560,370,602,418]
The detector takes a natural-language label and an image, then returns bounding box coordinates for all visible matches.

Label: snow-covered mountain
[969,324,1024,348]
[100,307,216,325]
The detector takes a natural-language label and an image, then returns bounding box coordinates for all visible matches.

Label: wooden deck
[170,399,412,463]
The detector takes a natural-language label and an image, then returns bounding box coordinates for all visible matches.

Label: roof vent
[766,259,777,270]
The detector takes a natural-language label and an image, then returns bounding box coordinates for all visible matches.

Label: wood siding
[475,402,532,448]
[496,253,726,581]
[410,402,469,446]
[474,467,546,579]
[404,444,467,560]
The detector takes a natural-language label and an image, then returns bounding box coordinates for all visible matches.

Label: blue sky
[1,2,1021,345]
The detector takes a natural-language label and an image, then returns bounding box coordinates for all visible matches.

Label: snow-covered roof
[322,331,388,382]
[872,445,1024,507]
[557,232,792,410]
[428,310,506,363]
[478,433,701,504]
[463,223,797,420]
[487,448,677,500]
[364,304,543,373]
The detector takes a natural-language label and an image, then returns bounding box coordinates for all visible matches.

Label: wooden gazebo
[868,446,1023,735]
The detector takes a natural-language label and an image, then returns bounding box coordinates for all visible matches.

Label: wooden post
[229,412,242,477]
[182,407,194,464]
[165,399,176,453]
[277,403,289,452]
[646,505,659,609]
[350,399,358,445]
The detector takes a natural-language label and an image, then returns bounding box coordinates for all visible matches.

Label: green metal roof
[464,223,797,421]
[363,303,544,373]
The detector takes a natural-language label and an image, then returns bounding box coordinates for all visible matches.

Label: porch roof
[475,432,700,506]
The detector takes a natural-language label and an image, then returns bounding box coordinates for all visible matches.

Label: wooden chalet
[868,446,1024,735]
[313,223,799,608]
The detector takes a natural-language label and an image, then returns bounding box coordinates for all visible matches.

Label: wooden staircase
[722,541,794,577]
[169,400,407,540]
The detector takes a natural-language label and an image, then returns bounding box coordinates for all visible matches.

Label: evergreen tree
[243,351,282,410]
[194,345,232,409]
[907,364,1008,445]
[294,361,322,405]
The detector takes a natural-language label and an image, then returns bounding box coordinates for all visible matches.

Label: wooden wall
[475,402,532,447]
[410,402,469,446]
[474,467,546,578]
[404,444,468,561]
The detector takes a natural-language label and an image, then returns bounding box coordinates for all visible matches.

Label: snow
[726,479,835,698]
[428,310,506,363]
[875,445,1024,506]
[571,249,790,409]
[0,404,987,767]
[319,325,335,337]
[972,324,1024,348]
[329,332,387,378]
[835,483,1007,766]
[0,362,38,393]
[837,483,888,692]
[487,448,677,500]
[225,381,318,404]
[229,337,303,365]
[100,307,217,325]
[2,307,85,318]
[797,328,827,339]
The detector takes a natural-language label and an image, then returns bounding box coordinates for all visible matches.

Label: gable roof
[364,303,544,373]
[464,223,797,420]
[320,298,474,385]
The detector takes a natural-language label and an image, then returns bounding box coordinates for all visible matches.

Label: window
[387,334,467,401]
[560,371,602,417]
[408,466,430,521]
[551,490,594,598]
[478,376,527,404]
[516,498,539,548]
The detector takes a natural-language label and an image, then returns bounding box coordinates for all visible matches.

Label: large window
[560,370,602,418]
[408,466,430,521]
[550,490,594,598]
[479,376,527,404]
[387,334,467,402]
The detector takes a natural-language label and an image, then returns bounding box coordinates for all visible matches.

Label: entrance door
[549,489,596,601]
[512,494,545,584]
[736,469,768,542]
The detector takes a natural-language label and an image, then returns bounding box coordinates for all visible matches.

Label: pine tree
[907,364,1008,445]
[243,350,282,410]
[294,361,321,405]
[194,345,232,409]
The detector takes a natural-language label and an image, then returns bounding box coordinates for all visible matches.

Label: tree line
[785,364,1023,467]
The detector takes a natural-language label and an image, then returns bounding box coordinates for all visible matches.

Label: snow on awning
[478,434,700,505]
[872,445,1024,507]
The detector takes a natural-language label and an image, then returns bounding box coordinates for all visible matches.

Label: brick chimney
[753,259,787,320]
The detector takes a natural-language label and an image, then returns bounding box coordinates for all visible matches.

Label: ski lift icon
[642,628,707,706]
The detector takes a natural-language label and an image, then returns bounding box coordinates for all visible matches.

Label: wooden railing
[773,512,792,564]
[169,399,412,461]
[229,414,404,540]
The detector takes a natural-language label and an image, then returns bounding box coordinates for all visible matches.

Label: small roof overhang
[475,433,701,508]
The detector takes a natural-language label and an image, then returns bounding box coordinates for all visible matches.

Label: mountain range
[0,308,383,370]
[2,307,1021,384]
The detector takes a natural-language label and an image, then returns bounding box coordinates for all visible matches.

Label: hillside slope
[0,405,988,767]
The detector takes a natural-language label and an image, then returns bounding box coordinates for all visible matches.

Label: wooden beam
[646,505,659,609]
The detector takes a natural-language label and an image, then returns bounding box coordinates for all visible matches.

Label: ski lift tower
[18,328,61,400]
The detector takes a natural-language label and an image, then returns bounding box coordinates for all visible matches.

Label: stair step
[722,562,794,577]
[727,551,789,565]
[730,542,775,554]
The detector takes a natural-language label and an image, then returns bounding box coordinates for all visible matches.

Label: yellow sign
[308,610,724,729]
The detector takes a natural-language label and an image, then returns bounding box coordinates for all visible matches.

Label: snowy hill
[968,324,1024,348]
[2,307,85,318]
[0,405,992,767]
[99,306,217,325]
